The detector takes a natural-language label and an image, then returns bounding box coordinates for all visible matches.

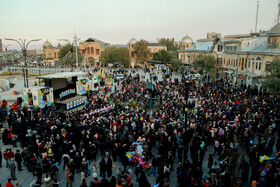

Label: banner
[66,97,87,110]
[76,79,89,95]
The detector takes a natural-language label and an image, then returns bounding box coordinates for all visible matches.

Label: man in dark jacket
[14,150,22,171]
[36,163,43,184]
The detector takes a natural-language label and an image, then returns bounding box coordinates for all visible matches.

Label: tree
[158,38,179,52]
[100,46,130,67]
[154,50,173,62]
[192,55,217,76]
[263,57,280,95]
[58,44,83,65]
[134,40,151,65]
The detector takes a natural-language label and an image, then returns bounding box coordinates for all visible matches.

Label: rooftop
[178,41,213,52]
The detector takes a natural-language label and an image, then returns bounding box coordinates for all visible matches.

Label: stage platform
[55,95,87,110]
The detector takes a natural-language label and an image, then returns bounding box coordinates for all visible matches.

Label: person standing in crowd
[8,158,16,180]
[43,174,52,187]
[14,150,22,171]
[65,167,73,187]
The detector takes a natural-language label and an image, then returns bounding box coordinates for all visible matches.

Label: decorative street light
[2,45,10,66]
[5,38,41,87]
[59,34,80,71]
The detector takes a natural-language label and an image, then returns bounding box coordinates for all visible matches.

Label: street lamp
[2,45,10,66]
[59,35,80,71]
[5,38,41,87]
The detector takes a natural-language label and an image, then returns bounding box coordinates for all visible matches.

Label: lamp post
[5,38,41,88]
[59,35,80,71]
[2,45,10,66]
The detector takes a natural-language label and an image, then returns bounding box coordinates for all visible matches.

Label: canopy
[37,72,87,79]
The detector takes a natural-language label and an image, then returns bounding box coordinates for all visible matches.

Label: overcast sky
[1,0,277,50]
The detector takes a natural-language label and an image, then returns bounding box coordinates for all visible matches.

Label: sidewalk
[0,76,36,102]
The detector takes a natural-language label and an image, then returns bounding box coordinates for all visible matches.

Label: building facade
[178,24,280,86]
[79,37,167,67]
[79,38,110,66]
[42,40,60,66]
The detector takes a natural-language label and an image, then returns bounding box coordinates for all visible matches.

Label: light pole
[5,38,41,88]
[2,45,10,66]
[59,35,80,71]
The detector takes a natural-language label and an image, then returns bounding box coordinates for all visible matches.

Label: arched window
[91,47,94,54]
[256,57,262,70]
[87,47,90,54]
[131,51,134,58]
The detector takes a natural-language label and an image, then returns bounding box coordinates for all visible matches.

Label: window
[265,62,271,72]
[256,57,262,70]
[87,47,90,54]
[132,44,134,48]
[233,46,237,51]
[131,51,134,58]
[248,58,251,68]
[91,47,94,54]
[218,45,223,52]
[96,49,100,55]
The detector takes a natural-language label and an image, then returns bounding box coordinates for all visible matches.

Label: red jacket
[6,182,14,187]
[7,151,14,159]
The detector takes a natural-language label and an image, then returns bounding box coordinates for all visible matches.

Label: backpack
[3,151,7,160]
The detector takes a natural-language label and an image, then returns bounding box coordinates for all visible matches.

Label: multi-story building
[80,37,167,67]
[79,38,110,66]
[178,24,280,86]
[42,40,61,66]
[221,23,280,85]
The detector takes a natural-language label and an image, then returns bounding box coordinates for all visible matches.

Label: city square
[1,0,280,187]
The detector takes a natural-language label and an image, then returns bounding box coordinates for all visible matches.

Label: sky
[0,0,278,50]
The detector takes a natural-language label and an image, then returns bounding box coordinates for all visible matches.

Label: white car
[185,74,201,80]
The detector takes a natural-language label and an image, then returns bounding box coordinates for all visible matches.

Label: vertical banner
[76,79,88,95]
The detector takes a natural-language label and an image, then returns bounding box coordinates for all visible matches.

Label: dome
[43,40,52,48]
[181,34,193,44]
[269,23,280,34]
[128,37,137,44]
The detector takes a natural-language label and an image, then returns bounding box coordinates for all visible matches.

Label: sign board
[66,96,87,110]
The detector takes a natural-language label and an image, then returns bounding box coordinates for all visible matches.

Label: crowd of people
[0,67,279,187]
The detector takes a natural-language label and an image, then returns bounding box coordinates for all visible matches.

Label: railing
[7,67,73,74]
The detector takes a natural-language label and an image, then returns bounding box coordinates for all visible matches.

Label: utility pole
[255,1,259,33]
[74,34,79,70]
